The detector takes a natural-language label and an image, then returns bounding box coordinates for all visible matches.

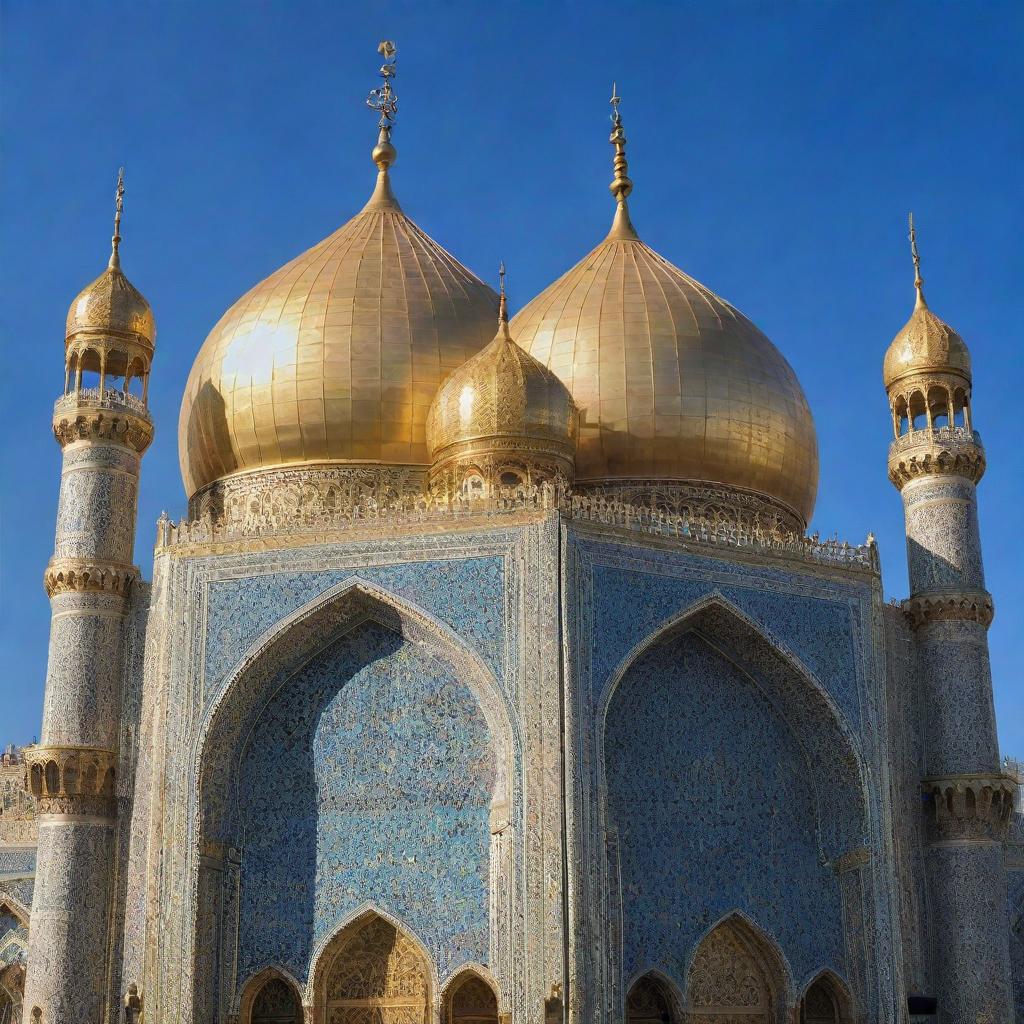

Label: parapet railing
[54,387,149,418]
[159,485,878,573]
[890,425,980,455]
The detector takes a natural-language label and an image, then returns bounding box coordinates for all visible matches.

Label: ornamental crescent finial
[110,167,125,270]
[367,40,398,171]
[607,84,638,240]
[909,212,927,308]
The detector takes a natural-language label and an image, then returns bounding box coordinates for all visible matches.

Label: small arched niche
[798,970,854,1023]
[242,972,303,1024]
[315,912,431,1024]
[626,972,678,1023]
[443,968,500,1024]
[685,915,788,1022]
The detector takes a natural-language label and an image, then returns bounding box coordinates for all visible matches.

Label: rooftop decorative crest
[909,211,927,308]
[607,83,638,239]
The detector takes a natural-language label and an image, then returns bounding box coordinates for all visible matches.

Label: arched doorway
[444,970,499,1024]
[249,976,302,1024]
[685,917,785,1022]
[627,973,677,1023]
[319,913,430,1024]
[798,972,852,1024]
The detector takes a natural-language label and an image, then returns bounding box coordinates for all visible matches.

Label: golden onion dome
[509,95,818,524]
[883,217,970,391]
[66,172,155,356]
[426,271,577,463]
[178,96,498,499]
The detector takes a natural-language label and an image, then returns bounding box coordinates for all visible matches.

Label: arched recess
[598,595,867,1004]
[684,914,789,1022]
[626,971,682,1023]
[191,577,517,1020]
[797,970,854,1023]
[239,968,304,1024]
[311,909,432,1024]
[0,963,24,1024]
[443,966,500,1024]
[598,594,867,868]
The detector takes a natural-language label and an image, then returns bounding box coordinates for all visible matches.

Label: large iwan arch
[189,579,518,1022]
[600,595,868,1004]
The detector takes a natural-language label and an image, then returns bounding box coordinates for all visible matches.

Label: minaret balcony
[52,387,154,453]
[888,425,985,488]
[53,386,150,420]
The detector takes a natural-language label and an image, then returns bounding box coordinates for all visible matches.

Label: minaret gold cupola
[510,89,818,530]
[64,168,156,405]
[426,264,578,498]
[884,214,973,437]
[178,42,498,506]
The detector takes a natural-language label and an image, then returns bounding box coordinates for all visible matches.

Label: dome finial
[498,260,511,336]
[607,84,638,240]
[364,40,401,211]
[909,212,927,309]
[109,167,125,270]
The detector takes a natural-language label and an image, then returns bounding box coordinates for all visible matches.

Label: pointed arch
[625,969,683,1023]
[684,912,791,1021]
[597,592,867,861]
[238,966,304,1024]
[195,574,517,843]
[189,577,516,1019]
[442,964,500,1024]
[797,969,854,1023]
[0,895,30,931]
[309,906,434,1023]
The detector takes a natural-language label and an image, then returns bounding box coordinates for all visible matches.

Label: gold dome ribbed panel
[179,207,498,497]
[883,300,971,389]
[510,236,819,522]
[426,327,577,457]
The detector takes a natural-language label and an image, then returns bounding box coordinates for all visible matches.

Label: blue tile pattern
[236,618,495,986]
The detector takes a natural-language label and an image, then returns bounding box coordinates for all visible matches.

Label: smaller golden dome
[883,216,970,391]
[883,292,970,391]
[427,271,577,492]
[66,170,155,357]
[66,264,155,352]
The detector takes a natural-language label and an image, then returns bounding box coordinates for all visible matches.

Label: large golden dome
[510,100,818,524]
[179,128,498,498]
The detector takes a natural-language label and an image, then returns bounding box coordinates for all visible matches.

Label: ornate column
[884,217,1014,1023]
[22,171,155,1024]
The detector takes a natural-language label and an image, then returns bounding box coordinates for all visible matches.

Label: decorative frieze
[23,745,116,818]
[43,557,138,598]
[922,774,1015,842]
[888,427,985,488]
[902,590,994,629]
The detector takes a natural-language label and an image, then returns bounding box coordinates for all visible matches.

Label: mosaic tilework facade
[14,480,1020,1023]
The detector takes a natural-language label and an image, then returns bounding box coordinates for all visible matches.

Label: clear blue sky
[2,1,1021,753]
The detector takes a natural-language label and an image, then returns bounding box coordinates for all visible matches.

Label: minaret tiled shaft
[22,177,155,1024]
[884,223,1014,1022]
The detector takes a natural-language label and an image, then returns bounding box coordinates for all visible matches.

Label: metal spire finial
[607,84,638,240]
[109,167,125,270]
[363,41,402,210]
[909,212,927,308]
[498,261,511,336]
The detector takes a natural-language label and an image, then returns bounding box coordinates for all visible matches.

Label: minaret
[884,216,1015,1022]
[23,171,155,1024]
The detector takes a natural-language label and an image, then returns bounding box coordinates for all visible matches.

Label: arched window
[249,977,301,1024]
[626,973,676,1023]
[908,391,928,431]
[445,971,499,1024]
[685,916,785,1022]
[927,386,949,429]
